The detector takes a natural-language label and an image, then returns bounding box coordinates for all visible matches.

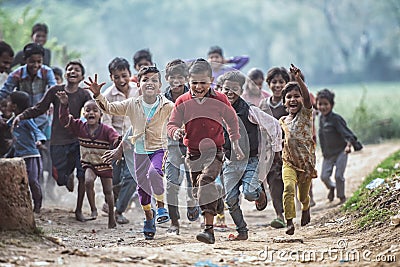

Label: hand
[232,140,245,161]
[11,114,22,133]
[84,74,106,97]
[173,128,185,141]
[35,140,43,149]
[55,91,69,105]
[345,145,352,154]
[102,146,123,164]
[289,63,302,79]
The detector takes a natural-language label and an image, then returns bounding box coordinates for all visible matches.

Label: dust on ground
[1,141,400,266]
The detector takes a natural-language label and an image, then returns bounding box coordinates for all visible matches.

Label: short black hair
[52,66,63,77]
[133,49,152,67]
[65,60,85,76]
[32,23,48,36]
[247,68,264,81]
[0,41,14,57]
[219,71,246,88]
[108,57,131,75]
[188,58,212,77]
[10,91,30,112]
[23,43,44,59]
[316,88,335,106]
[165,59,188,78]
[207,45,223,57]
[281,82,302,104]
[266,67,290,84]
[137,66,161,83]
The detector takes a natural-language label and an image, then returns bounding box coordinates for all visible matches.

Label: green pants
[282,162,311,220]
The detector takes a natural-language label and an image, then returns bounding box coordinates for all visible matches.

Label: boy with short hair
[102,57,139,224]
[219,71,282,240]
[0,41,14,88]
[86,66,174,240]
[164,59,199,234]
[167,59,244,244]
[130,49,153,83]
[12,61,92,221]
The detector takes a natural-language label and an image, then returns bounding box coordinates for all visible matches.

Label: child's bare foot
[167,220,180,235]
[108,217,117,229]
[286,219,295,235]
[88,209,98,220]
[301,208,310,226]
[75,211,87,222]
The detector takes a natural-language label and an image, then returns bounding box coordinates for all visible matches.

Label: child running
[316,88,362,204]
[85,66,174,240]
[279,64,317,235]
[57,92,120,228]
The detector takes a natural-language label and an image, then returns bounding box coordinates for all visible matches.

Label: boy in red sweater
[167,58,244,244]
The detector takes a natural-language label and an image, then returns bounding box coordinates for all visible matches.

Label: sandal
[187,206,200,222]
[143,209,156,240]
[270,218,286,229]
[255,184,267,211]
[156,207,170,224]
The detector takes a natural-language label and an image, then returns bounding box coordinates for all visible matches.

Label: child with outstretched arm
[279,64,317,235]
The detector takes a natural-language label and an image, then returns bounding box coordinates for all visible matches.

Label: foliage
[342,150,400,229]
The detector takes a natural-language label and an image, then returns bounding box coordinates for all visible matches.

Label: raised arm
[290,64,312,109]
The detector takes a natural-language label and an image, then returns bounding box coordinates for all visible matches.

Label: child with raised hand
[85,67,174,240]
[57,91,119,228]
[316,89,362,204]
[279,64,317,235]
[7,91,46,213]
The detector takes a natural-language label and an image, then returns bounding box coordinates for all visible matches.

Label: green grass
[342,149,400,228]
[312,82,400,144]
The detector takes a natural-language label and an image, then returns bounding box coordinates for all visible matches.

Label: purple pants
[134,149,166,206]
[24,157,43,210]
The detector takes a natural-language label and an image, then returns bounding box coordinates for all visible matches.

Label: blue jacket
[12,118,47,158]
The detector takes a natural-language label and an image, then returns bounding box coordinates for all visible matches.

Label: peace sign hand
[84,74,106,97]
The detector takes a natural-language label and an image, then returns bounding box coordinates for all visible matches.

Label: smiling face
[65,63,84,84]
[0,52,13,73]
[221,80,242,105]
[32,30,47,46]
[111,68,131,92]
[268,74,287,99]
[83,101,101,126]
[284,88,303,115]
[166,73,187,94]
[26,54,43,76]
[189,72,213,98]
[137,72,161,98]
[317,97,333,116]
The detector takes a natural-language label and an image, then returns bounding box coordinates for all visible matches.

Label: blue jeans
[223,156,260,233]
[165,145,196,221]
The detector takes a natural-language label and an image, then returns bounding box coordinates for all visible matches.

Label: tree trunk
[0,158,36,231]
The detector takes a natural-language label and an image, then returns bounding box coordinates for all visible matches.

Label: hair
[23,43,44,59]
[108,57,131,75]
[188,58,212,77]
[266,67,290,84]
[219,71,246,88]
[165,59,188,78]
[316,88,335,106]
[65,60,85,76]
[137,66,161,82]
[31,23,48,36]
[207,45,223,57]
[247,68,264,81]
[10,91,30,112]
[281,82,302,104]
[0,41,14,57]
[52,66,63,77]
[133,49,152,67]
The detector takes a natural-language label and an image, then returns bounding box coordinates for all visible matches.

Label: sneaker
[327,187,335,202]
[66,174,74,192]
[196,229,215,244]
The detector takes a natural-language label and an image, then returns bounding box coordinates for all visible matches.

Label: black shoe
[196,229,215,244]
[327,187,335,202]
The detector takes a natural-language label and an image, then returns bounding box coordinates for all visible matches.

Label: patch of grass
[342,149,400,228]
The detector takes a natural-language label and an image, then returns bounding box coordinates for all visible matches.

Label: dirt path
[1,141,400,266]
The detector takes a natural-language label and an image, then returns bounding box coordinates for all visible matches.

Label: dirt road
[1,142,400,266]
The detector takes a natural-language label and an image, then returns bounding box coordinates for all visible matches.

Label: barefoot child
[86,66,174,239]
[279,64,317,235]
[316,89,362,204]
[57,92,119,228]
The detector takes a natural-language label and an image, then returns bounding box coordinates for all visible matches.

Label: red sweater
[167,90,240,153]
